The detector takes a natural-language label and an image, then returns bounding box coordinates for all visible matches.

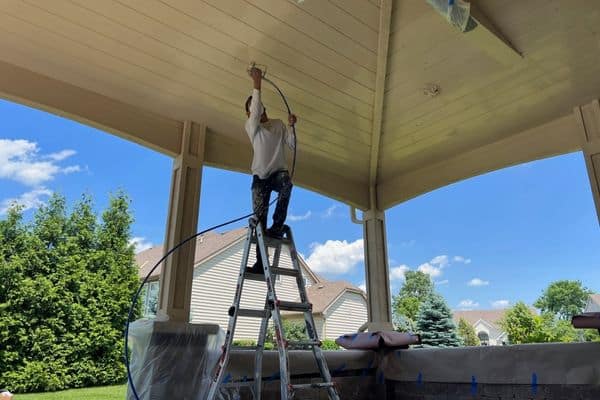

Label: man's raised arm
[245,67,264,137]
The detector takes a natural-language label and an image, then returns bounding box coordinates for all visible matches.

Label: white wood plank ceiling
[0,0,598,210]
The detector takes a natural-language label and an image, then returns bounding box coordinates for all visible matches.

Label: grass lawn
[15,385,126,399]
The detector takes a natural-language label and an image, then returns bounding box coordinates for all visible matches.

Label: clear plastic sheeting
[127,315,224,400]
[426,0,471,32]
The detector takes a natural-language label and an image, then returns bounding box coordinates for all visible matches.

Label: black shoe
[246,261,264,275]
[266,226,284,239]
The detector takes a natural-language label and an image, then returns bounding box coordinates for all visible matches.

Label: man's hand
[288,114,297,126]
[250,67,262,90]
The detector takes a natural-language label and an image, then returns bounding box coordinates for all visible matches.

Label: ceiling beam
[368,0,393,210]
[465,2,523,65]
[204,130,370,210]
[378,113,581,209]
[0,60,182,157]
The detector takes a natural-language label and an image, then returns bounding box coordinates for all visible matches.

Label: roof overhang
[0,0,598,209]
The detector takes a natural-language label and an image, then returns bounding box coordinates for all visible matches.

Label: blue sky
[1,98,599,312]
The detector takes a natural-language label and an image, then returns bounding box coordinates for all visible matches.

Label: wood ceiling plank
[174,0,376,88]
[283,0,378,48]
[134,0,375,98]
[0,15,369,160]
[383,31,599,144]
[60,0,374,120]
[380,61,600,173]
[31,0,374,138]
[328,0,380,31]
[206,0,377,71]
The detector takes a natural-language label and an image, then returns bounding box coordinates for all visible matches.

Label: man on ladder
[206,67,340,400]
[245,66,296,274]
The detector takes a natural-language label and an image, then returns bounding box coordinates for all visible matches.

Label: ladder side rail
[207,226,254,400]
[256,223,292,399]
[254,296,271,399]
[286,226,340,400]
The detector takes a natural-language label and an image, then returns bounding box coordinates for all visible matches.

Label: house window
[478,331,489,346]
[142,281,160,318]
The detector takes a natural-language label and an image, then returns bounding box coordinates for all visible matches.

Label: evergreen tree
[457,318,479,346]
[415,293,461,347]
[0,192,140,392]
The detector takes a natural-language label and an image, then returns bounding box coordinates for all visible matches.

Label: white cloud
[467,278,489,287]
[430,255,449,268]
[0,187,53,214]
[47,149,76,161]
[458,299,479,310]
[453,256,472,264]
[305,238,363,275]
[130,237,154,253]
[358,282,366,292]
[491,300,510,309]
[389,264,410,281]
[62,165,82,174]
[288,210,312,221]
[435,279,449,285]
[322,205,338,218]
[417,262,442,277]
[0,139,80,186]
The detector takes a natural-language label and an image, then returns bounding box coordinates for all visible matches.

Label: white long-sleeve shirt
[245,88,296,179]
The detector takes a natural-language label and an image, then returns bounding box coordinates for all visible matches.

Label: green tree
[534,280,592,320]
[0,192,140,393]
[457,318,479,346]
[501,302,545,344]
[266,319,308,346]
[415,293,461,347]
[392,271,434,331]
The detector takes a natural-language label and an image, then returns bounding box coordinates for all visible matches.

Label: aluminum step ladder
[207,218,340,400]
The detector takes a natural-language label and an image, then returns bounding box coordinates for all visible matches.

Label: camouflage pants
[252,170,292,264]
[251,170,293,235]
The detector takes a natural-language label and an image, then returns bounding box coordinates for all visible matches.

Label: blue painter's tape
[223,373,232,384]
[470,375,477,395]
[360,359,374,377]
[417,372,423,386]
[332,362,347,375]
[532,373,538,395]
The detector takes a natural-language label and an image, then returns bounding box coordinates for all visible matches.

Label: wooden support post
[158,121,205,321]
[363,209,394,332]
[574,100,600,225]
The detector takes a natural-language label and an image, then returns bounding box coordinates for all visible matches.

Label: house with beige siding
[584,294,600,313]
[136,228,368,340]
[453,310,509,346]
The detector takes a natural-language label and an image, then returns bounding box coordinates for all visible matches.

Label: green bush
[0,193,140,393]
[321,339,340,350]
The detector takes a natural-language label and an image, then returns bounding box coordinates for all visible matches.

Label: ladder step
[252,236,292,247]
[271,267,300,277]
[237,308,269,318]
[232,345,259,351]
[244,272,265,281]
[276,300,312,312]
[287,340,321,349]
[291,382,335,390]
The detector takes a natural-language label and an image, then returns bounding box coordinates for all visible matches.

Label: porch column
[363,209,394,331]
[574,100,600,225]
[158,121,205,321]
